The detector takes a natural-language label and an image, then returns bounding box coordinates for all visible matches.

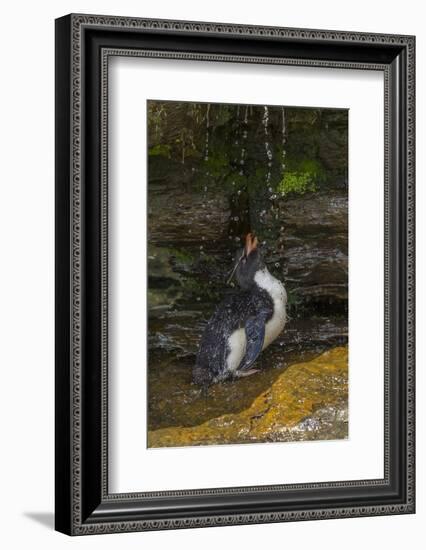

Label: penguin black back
[193,233,287,387]
[193,289,274,386]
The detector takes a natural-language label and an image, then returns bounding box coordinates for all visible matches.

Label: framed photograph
[55,14,415,535]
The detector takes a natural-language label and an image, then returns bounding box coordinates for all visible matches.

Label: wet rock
[148,346,348,447]
[147,101,348,315]
[148,188,347,316]
[148,313,347,358]
[275,191,348,310]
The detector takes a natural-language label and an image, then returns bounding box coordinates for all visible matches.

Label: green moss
[277,172,317,196]
[223,171,246,189]
[203,154,229,177]
[276,158,326,196]
[148,144,171,157]
[170,248,194,264]
[297,158,326,181]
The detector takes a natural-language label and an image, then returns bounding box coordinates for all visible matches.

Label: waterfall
[278,106,287,255]
[263,106,273,186]
[239,105,249,175]
[233,105,240,166]
[204,103,211,161]
[281,106,287,173]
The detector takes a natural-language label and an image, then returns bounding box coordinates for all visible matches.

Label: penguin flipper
[237,315,267,372]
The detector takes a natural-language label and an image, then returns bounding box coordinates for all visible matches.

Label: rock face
[148,346,348,447]
[148,101,348,318]
[277,192,348,310]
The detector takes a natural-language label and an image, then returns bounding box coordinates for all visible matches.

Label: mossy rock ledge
[148,346,348,448]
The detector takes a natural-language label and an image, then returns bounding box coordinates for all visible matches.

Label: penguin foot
[236,368,260,378]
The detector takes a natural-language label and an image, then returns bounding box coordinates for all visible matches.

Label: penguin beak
[226,233,258,285]
[245,233,258,256]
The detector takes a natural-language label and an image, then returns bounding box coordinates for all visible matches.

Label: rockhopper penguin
[193,233,287,387]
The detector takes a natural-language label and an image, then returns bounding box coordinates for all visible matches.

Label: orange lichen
[148,346,348,447]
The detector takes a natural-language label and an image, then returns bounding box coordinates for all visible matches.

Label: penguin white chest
[226,329,247,372]
[254,268,287,349]
[225,268,287,373]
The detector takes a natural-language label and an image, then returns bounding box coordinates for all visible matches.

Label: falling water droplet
[244,105,249,124]
[237,109,249,175]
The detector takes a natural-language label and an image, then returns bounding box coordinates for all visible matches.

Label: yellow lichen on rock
[148,346,348,448]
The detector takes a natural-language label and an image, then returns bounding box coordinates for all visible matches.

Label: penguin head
[228,233,264,290]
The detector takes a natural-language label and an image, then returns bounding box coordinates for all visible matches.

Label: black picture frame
[55,13,415,535]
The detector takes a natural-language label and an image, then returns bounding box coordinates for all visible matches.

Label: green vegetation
[277,172,317,196]
[277,158,326,196]
[148,144,171,157]
[203,151,231,178]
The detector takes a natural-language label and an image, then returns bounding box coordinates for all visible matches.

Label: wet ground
[147,311,348,446]
[148,343,348,448]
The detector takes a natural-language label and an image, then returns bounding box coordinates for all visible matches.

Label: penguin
[193,233,287,387]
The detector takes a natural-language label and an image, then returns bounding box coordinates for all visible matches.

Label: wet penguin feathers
[193,233,287,387]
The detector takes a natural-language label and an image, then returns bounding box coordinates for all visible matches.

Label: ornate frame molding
[55,14,415,535]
